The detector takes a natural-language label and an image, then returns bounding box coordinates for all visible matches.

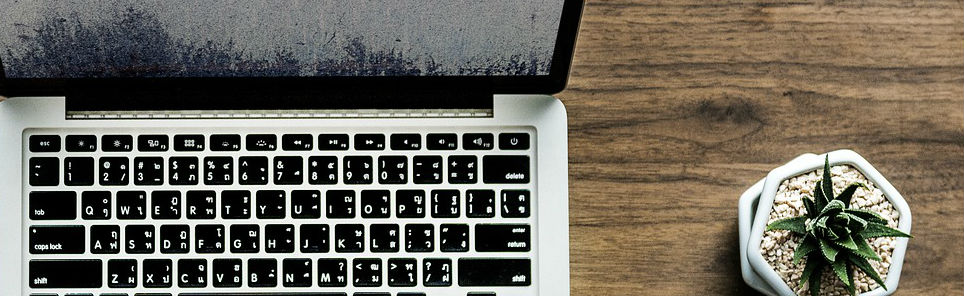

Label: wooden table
[559,1,964,295]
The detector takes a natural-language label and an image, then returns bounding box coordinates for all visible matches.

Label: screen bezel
[0,0,583,97]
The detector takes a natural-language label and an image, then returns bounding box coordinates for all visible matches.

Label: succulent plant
[767,156,912,296]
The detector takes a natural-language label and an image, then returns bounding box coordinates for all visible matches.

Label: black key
[177,259,208,288]
[412,156,442,184]
[422,258,452,286]
[29,225,84,254]
[100,157,130,185]
[160,225,190,254]
[361,190,391,218]
[282,134,314,151]
[397,293,426,296]
[143,259,173,288]
[265,224,295,253]
[174,134,206,151]
[102,135,134,152]
[246,134,277,151]
[29,157,59,186]
[334,224,364,253]
[440,224,470,252]
[212,258,243,287]
[466,190,496,218]
[326,190,356,218]
[448,155,478,184]
[64,157,95,186]
[256,190,286,219]
[475,224,531,252]
[239,156,269,185]
[308,156,338,184]
[354,293,389,296]
[29,191,76,220]
[195,225,226,253]
[247,258,277,287]
[300,224,330,253]
[169,157,199,185]
[65,135,97,152]
[204,156,234,185]
[273,156,303,185]
[138,135,169,151]
[82,193,113,219]
[369,224,399,253]
[186,191,217,219]
[377,156,407,184]
[390,134,421,150]
[292,190,321,218]
[221,190,252,219]
[151,191,181,219]
[501,190,531,218]
[230,224,260,253]
[125,225,155,254]
[483,155,530,184]
[134,157,164,185]
[29,259,102,288]
[431,190,460,218]
[90,225,121,254]
[427,133,457,150]
[317,258,348,287]
[395,190,426,218]
[116,191,147,219]
[463,133,494,150]
[210,134,241,151]
[352,258,382,287]
[181,294,346,296]
[282,258,312,287]
[108,259,137,288]
[405,224,434,252]
[344,156,373,184]
[30,135,61,152]
[458,258,531,286]
[354,134,385,150]
[318,134,349,150]
[387,258,417,287]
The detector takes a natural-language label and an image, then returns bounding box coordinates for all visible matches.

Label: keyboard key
[212,258,243,287]
[230,224,260,253]
[427,133,457,150]
[102,135,133,152]
[475,224,531,252]
[257,190,286,218]
[143,259,173,288]
[412,156,442,184]
[100,157,130,185]
[466,190,495,218]
[292,190,322,218]
[248,258,278,287]
[377,156,407,184]
[273,156,304,185]
[390,133,421,150]
[300,224,330,253]
[181,294,346,296]
[387,258,417,287]
[204,156,234,185]
[29,225,84,254]
[352,258,382,287]
[116,191,147,219]
[354,134,385,150]
[169,157,199,185]
[90,225,120,254]
[64,157,95,186]
[397,293,426,296]
[335,224,364,253]
[107,259,137,288]
[361,190,391,218]
[405,224,434,252]
[151,191,181,219]
[195,225,226,253]
[483,155,530,184]
[370,224,399,253]
[396,190,426,218]
[221,190,251,219]
[186,191,217,219]
[65,135,97,152]
[448,155,478,184]
[210,134,241,151]
[174,134,206,151]
[125,225,155,254]
[159,225,190,253]
[431,190,460,218]
[265,224,295,253]
[439,224,469,252]
[308,156,338,184]
[282,134,314,151]
[29,259,102,288]
[133,157,164,185]
[422,258,452,286]
[177,259,208,288]
[246,134,277,151]
[29,157,59,186]
[29,135,60,152]
[317,258,348,287]
[239,156,269,185]
[283,258,313,287]
[344,156,373,184]
[502,190,531,218]
[458,258,531,286]
[137,135,169,151]
[463,133,494,150]
[29,191,76,220]
[327,190,356,218]
[318,134,350,150]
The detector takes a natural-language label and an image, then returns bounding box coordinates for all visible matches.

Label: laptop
[0,1,582,295]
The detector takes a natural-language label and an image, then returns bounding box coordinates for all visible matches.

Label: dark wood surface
[558,1,963,295]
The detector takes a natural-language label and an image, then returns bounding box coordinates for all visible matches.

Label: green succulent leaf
[819,239,839,262]
[767,216,808,234]
[835,183,863,206]
[832,259,851,289]
[845,262,857,296]
[862,222,912,239]
[841,213,868,232]
[793,236,820,264]
[848,253,888,290]
[851,234,882,261]
[833,234,858,251]
[846,208,889,224]
[821,156,834,203]
[802,197,818,219]
[799,255,823,289]
[808,263,823,296]
[813,180,828,210]
[819,199,846,217]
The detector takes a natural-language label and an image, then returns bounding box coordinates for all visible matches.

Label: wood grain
[559,0,964,295]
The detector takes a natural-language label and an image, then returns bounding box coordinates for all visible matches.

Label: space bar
[180,294,346,296]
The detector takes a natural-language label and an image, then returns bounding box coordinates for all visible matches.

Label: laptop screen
[0,1,565,79]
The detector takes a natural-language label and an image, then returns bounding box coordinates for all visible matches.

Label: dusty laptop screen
[0,1,564,78]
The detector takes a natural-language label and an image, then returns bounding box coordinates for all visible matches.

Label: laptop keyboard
[23,129,536,296]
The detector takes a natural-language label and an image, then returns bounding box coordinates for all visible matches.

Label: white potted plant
[744,150,912,296]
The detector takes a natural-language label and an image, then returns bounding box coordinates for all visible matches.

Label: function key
[29,135,61,152]
[210,134,241,151]
[246,134,277,151]
[390,134,422,150]
[427,133,457,150]
[463,133,494,150]
[174,134,206,151]
[282,134,314,151]
[354,134,385,150]
[102,135,133,152]
[65,135,97,152]
[318,134,350,150]
[137,135,169,151]
[499,133,530,150]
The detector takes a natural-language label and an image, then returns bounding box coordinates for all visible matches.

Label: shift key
[29,226,85,254]
[475,224,530,252]
[29,259,102,288]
